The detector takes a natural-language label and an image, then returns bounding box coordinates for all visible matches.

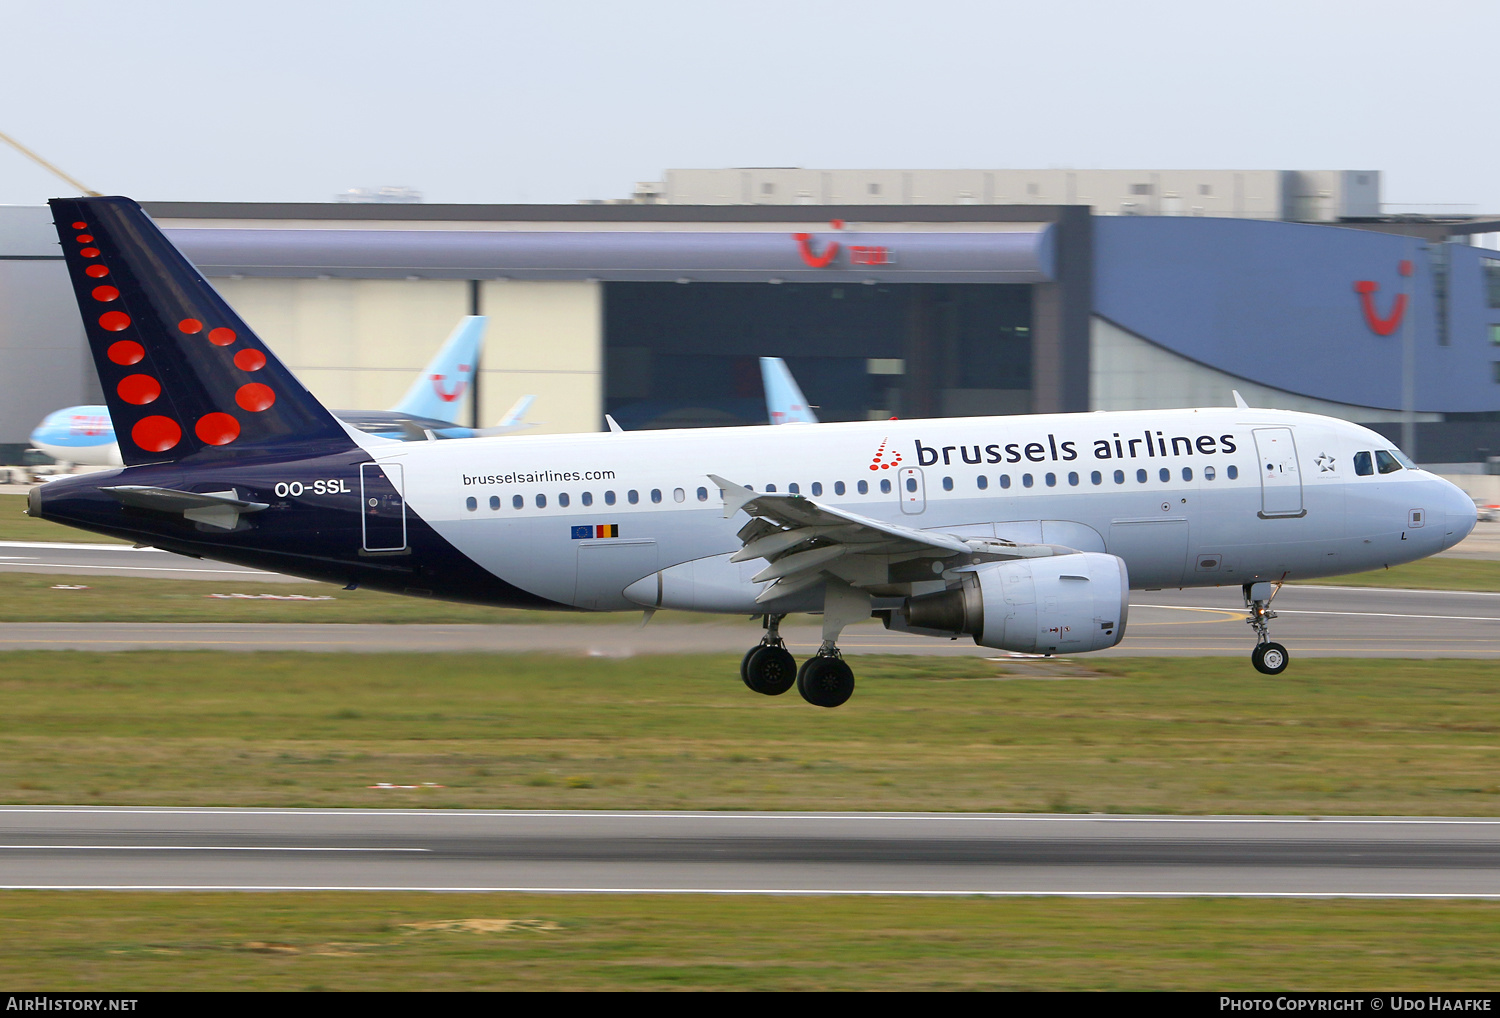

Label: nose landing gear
[1244,581,1289,675]
[742,613,797,696]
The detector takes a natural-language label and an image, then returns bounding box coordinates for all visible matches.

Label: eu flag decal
[571,525,592,540]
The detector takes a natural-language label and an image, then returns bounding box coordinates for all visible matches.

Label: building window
[977,475,988,490]
[1494,361,1500,383]
[868,182,881,196]
[1131,183,1152,195]
[761,182,775,195]
[1490,325,1500,345]
[1198,184,1212,196]
[465,496,477,512]
[489,495,501,510]
[1485,262,1500,308]
[1026,182,1039,195]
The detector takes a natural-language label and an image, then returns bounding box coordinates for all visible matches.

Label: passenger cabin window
[834,481,846,495]
[605,490,616,505]
[1354,452,1373,476]
[857,480,868,494]
[1023,474,1034,488]
[512,494,523,509]
[673,488,685,503]
[559,493,570,507]
[651,489,663,503]
[1136,469,1148,483]
[941,476,952,491]
[1000,475,1011,489]
[1182,468,1192,481]
[1090,471,1102,485]
[628,490,639,504]
[582,491,593,506]
[1068,472,1079,486]
[1204,466,1216,481]
[465,497,477,512]
[880,479,892,494]
[1045,473,1056,487]
[1227,465,1239,479]
[1114,470,1125,484]
[489,496,501,510]
[788,483,800,494]
[697,487,708,501]
[811,482,822,496]
[1375,450,1403,474]
[1159,468,1170,483]
[765,484,777,493]
[535,494,547,508]
[977,475,988,490]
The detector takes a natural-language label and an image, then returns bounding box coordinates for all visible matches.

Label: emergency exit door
[898,467,926,514]
[1252,428,1305,518]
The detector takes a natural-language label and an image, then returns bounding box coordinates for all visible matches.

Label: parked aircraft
[30,316,510,463]
[30,198,1478,707]
[761,357,818,424]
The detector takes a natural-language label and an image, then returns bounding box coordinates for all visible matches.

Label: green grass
[0,492,124,543]
[0,892,1496,990]
[0,572,714,625]
[0,652,1496,815]
[1303,557,1500,591]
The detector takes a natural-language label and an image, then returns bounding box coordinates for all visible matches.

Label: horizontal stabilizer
[102,485,268,530]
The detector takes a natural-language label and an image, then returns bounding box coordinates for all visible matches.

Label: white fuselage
[355,406,1475,612]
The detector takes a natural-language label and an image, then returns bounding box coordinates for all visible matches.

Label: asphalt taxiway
[0,807,1495,896]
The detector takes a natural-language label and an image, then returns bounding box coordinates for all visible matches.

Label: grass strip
[0,653,1496,816]
[0,892,1495,990]
[0,493,124,544]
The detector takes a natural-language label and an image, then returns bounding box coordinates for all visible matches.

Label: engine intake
[896,553,1129,655]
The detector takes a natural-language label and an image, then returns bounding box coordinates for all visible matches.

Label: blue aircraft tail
[760,356,819,424]
[49,197,353,466]
[390,316,487,422]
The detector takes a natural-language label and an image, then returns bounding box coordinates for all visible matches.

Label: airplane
[29,315,511,464]
[29,198,1479,708]
[760,356,818,424]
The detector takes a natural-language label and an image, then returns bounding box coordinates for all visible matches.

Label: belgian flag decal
[572,524,620,539]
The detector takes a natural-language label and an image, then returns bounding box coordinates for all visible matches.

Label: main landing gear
[742,614,797,696]
[1244,581,1289,675]
[741,580,871,708]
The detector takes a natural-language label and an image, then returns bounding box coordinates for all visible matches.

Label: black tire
[796,656,855,708]
[745,645,797,696]
[1252,641,1290,675]
[740,645,760,689]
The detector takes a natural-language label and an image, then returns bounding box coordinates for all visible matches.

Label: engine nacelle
[897,553,1129,654]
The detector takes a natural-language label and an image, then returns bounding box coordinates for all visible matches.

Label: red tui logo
[1353,260,1412,336]
[793,220,843,268]
[431,366,470,403]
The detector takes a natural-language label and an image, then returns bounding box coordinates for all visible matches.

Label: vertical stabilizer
[391,316,488,422]
[49,197,352,465]
[760,356,819,424]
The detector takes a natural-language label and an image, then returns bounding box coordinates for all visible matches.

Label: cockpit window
[1353,451,1373,476]
[1375,450,1403,474]
[1391,448,1418,469]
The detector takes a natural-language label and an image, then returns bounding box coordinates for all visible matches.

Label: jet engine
[893,553,1129,654]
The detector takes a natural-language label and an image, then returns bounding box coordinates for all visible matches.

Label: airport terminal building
[1,177,1498,465]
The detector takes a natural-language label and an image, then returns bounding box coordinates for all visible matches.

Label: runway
[0,583,1494,658]
[0,807,1496,896]
[0,540,301,582]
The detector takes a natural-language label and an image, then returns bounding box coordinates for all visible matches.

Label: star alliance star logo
[1315,452,1336,473]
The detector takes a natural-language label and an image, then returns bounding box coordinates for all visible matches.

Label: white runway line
[1132,604,1499,622]
[0,844,428,852]
[0,885,1498,899]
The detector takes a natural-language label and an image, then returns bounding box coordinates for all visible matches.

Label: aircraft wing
[708,474,1063,603]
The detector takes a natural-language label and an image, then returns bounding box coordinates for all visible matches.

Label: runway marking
[0,844,427,852]
[2,807,1499,825]
[0,563,269,575]
[1292,585,1500,597]
[0,885,1498,899]
[1131,604,1499,622]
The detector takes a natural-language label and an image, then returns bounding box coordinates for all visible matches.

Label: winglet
[605,414,624,433]
[708,474,758,519]
[1232,389,1250,409]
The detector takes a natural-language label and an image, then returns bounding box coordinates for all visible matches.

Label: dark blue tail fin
[49,197,353,465]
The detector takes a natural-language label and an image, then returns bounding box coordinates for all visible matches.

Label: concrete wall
[478,280,602,434]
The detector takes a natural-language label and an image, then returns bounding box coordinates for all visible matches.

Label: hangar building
[1,186,1497,467]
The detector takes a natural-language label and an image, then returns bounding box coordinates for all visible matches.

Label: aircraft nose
[1436,477,1478,551]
